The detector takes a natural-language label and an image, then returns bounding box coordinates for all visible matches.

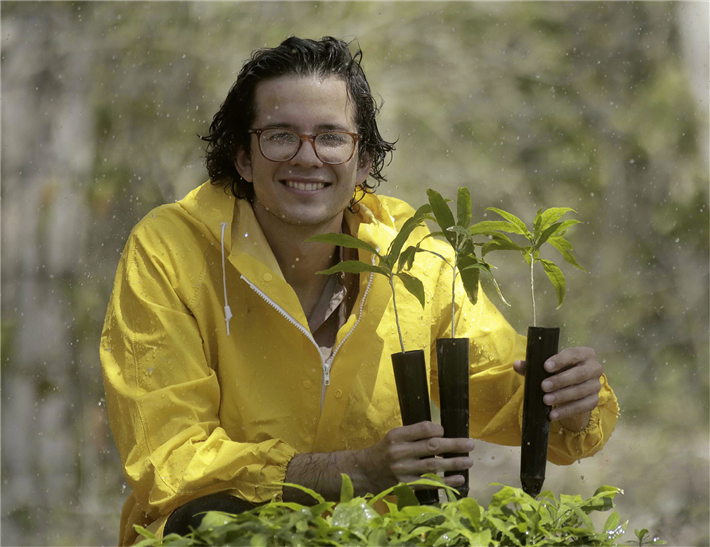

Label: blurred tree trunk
[1,4,96,544]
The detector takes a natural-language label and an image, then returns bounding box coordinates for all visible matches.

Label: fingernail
[463,458,473,466]
[550,411,558,420]
[542,380,553,391]
[467,439,475,450]
[544,394,555,405]
[544,360,555,371]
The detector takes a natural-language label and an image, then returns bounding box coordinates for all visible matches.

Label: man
[101,36,618,545]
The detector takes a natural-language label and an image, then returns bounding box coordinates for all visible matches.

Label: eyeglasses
[249,128,361,165]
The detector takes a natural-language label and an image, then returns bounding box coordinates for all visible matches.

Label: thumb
[513,360,527,376]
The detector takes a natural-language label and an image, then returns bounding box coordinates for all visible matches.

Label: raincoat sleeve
[429,280,619,466]
[100,222,298,524]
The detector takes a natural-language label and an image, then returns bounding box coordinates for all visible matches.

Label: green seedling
[135,476,659,547]
[407,187,508,339]
[306,203,432,354]
[473,206,586,326]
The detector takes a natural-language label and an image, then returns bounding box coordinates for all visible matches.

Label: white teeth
[285,180,326,191]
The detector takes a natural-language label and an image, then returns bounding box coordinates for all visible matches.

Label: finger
[541,359,603,393]
[549,393,600,421]
[399,455,473,479]
[442,474,467,488]
[392,421,444,443]
[543,378,601,407]
[411,475,466,490]
[513,360,526,376]
[544,347,596,373]
[411,437,475,459]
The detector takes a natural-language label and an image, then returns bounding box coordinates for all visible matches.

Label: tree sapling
[307,203,439,504]
[404,187,508,498]
[476,206,586,497]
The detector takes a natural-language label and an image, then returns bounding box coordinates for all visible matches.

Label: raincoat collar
[178,182,398,267]
[178,182,399,331]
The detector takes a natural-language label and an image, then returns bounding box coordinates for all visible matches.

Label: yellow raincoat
[100,182,618,545]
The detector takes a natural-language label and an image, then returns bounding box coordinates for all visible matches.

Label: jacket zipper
[240,274,323,360]
[326,270,375,375]
[240,268,375,398]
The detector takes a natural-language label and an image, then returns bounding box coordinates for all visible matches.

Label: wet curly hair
[200,36,395,203]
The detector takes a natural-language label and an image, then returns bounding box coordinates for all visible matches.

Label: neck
[253,203,344,292]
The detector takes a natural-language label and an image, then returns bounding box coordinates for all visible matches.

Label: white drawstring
[220,222,233,336]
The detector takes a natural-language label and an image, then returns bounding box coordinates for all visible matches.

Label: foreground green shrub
[135,475,664,546]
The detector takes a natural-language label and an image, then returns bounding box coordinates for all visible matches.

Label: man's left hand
[513,347,603,432]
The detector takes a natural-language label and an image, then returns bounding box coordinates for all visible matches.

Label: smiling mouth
[283,180,329,192]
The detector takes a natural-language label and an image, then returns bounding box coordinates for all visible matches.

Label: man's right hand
[351,421,475,495]
[283,421,475,504]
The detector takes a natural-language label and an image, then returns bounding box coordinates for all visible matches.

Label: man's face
[234,75,371,231]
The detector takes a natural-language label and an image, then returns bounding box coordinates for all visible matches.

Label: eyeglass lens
[259,129,355,164]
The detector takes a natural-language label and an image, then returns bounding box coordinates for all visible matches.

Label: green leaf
[603,511,620,533]
[393,484,420,509]
[340,473,354,503]
[306,233,379,255]
[458,498,481,528]
[535,221,562,249]
[541,259,566,308]
[481,232,526,256]
[397,245,417,272]
[427,189,456,245]
[563,501,596,531]
[133,525,158,541]
[469,220,521,236]
[485,514,523,546]
[318,261,389,277]
[594,485,623,497]
[548,236,587,273]
[458,262,488,273]
[250,533,268,546]
[456,186,472,228]
[533,207,544,238]
[554,218,582,237]
[396,272,426,309]
[272,481,326,504]
[386,203,432,267]
[537,219,581,250]
[485,207,530,237]
[467,529,492,546]
[536,207,577,236]
[457,254,481,305]
[475,261,510,306]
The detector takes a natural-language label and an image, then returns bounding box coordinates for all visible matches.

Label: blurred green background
[1,2,707,545]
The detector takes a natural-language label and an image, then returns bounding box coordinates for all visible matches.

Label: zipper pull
[323,363,331,386]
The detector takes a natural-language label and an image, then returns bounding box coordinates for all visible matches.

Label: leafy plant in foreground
[475,207,586,326]
[134,475,664,546]
[306,203,431,353]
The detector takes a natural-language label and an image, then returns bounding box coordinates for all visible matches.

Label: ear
[356,152,372,185]
[234,147,254,183]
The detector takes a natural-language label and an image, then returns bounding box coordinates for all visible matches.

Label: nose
[289,136,323,168]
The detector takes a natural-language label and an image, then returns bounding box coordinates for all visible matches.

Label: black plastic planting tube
[520,326,560,497]
[391,350,440,506]
[436,338,470,499]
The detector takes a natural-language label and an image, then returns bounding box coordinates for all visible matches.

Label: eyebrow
[259,122,353,132]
